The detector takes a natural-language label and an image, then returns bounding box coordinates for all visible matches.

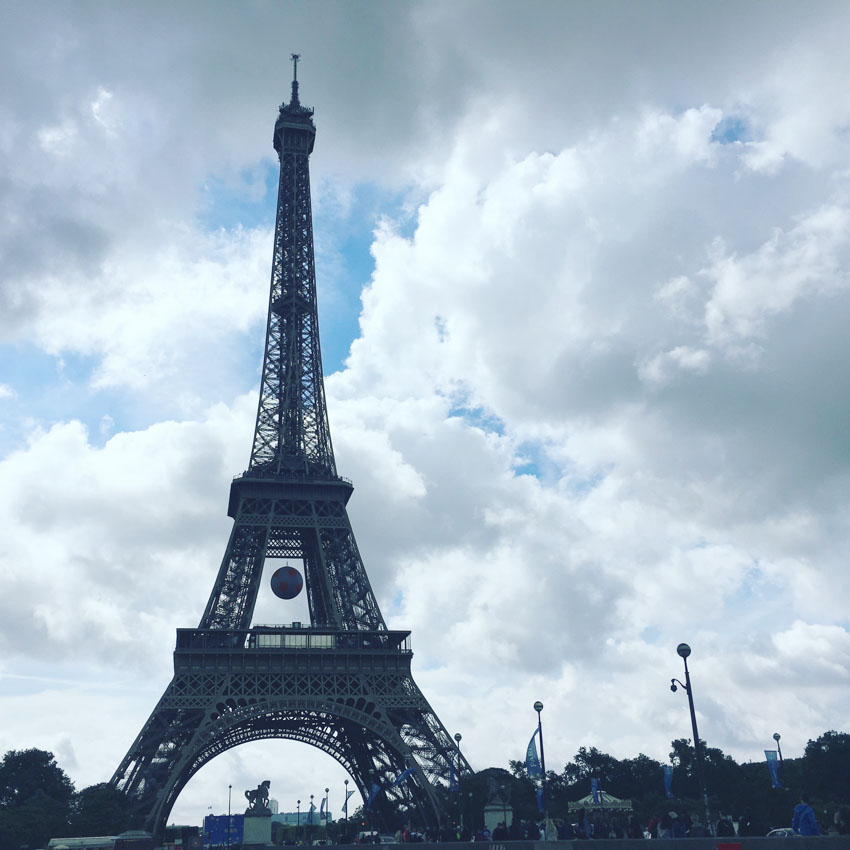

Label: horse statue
[245,779,271,813]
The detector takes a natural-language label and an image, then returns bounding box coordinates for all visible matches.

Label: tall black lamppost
[772,732,784,788]
[344,779,349,832]
[454,732,464,832]
[297,798,301,841]
[325,787,330,832]
[773,732,784,765]
[534,701,547,826]
[227,784,232,850]
[670,643,710,831]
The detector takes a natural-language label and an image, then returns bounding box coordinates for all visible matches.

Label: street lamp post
[325,787,330,832]
[227,784,232,850]
[310,793,314,843]
[773,732,783,765]
[454,732,463,832]
[772,732,784,788]
[534,701,547,831]
[344,778,349,828]
[297,798,301,842]
[670,643,710,832]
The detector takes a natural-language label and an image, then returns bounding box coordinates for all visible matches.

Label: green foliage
[71,782,139,836]
[0,748,75,848]
[0,748,75,809]
[506,730,850,831]
[802,730,850,801]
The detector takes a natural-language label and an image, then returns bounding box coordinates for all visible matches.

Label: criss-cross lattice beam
[249,92,336,478]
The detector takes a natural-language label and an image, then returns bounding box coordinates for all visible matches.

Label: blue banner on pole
[450,758,459,792]
[663,764,674,799]
[591,778,600,804]
[366,782,382,811]
[765,750,782,789]
[320,797,327,820]
[535,787,544,813]
[526,729,542,779]
[308,803,315,824]
[393,768,415,787]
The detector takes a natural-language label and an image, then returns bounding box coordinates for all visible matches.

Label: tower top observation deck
[275,52,315,155]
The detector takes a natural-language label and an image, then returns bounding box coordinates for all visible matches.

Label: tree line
[0,749,138,849]
[494,730,850,831]
[2,730,848,846]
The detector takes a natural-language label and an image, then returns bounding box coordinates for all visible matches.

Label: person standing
[576,808,592,839]
[792,795,821,836]
[715,814,735,837]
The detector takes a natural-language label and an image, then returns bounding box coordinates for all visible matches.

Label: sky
[2,0,850,829]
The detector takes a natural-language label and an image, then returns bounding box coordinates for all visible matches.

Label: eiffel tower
[111,59,468,836]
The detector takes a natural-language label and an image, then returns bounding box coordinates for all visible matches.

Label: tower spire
[290,52,301,107]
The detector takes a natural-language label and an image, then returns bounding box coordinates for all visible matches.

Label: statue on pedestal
[245,780,271,814]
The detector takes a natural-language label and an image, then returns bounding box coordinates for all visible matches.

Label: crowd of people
[440,795,848,841]
[357,795,850,843]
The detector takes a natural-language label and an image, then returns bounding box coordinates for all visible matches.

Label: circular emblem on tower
[270,566,304,599]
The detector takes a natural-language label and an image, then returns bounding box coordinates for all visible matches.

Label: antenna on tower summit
[290,52,301,106]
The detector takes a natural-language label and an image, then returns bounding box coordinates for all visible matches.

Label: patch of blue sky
[640,625,661,644]
[313,182,412,373]
[559,466,606,496]
[0,345,106,454]
[711,115,752,145]
[716,560,792,633]
[0,338,262,458]
[446,401,506,438]
[513,440,566,484]
[387,588,405,614]
[197,161,278,233]
[196,157,414,375]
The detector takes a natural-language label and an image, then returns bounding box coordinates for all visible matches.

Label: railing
[175,626,410,653]
[231,470,353,487]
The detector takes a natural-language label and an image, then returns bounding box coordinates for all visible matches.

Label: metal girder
[199,487,385,632]
[250,96,334,479]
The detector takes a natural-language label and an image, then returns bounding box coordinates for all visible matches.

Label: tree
[615,753,664,801]
[0,749,75,847]
[0,748,74,810]
[508,760,527,779]
[563,746,621,790]
[71,783,138,836]
[802,730,850,802]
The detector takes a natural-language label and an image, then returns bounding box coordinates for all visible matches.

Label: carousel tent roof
[568,790,633,811]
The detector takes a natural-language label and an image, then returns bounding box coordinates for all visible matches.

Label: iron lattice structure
[111,66,469,837]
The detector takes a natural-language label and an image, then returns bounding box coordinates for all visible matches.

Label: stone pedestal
[242,809,272,849]
[484,802,513,833]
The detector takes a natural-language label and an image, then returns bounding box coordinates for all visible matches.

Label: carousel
[568,790,633,813]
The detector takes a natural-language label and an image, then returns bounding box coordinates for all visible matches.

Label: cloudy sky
[2,0,850,828]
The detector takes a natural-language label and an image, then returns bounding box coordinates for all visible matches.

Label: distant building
[272,811,333,826]
[269,797,279,814]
